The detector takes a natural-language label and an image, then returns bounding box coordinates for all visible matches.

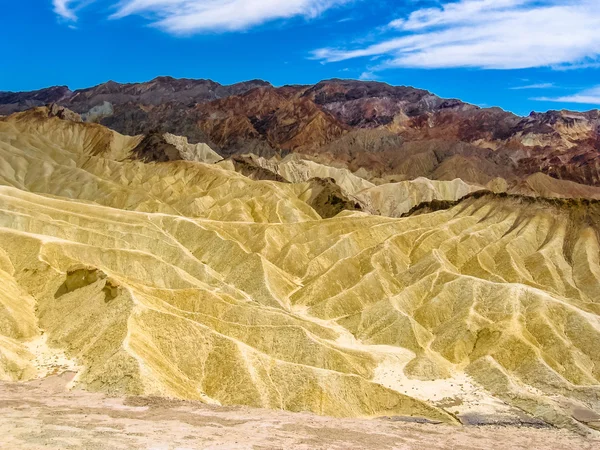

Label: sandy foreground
[0,373,597,450]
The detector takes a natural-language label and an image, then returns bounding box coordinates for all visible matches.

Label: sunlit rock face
[0,110,599,435]
[224,153,484,218]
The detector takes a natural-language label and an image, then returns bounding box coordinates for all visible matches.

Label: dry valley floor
[1,373,597,450]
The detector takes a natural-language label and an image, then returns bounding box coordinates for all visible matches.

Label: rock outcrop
[226,153,483,217]
[131,131,222,164]
[355,177,483,217]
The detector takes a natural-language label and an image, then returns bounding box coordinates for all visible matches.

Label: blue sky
[1,0,599,116]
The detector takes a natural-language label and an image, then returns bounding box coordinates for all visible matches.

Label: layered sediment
[0,109,598,434]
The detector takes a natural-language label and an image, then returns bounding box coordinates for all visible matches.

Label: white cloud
[53,0,97,21]
[51,0,351,32]
[314,0,600,71]
[510,83,555,90]
[53,0,78,20]
[534,86,600,105]
[118,0,350,34]
[359,71,377,80]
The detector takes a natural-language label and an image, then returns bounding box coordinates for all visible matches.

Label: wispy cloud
[51,0,352,33]
[119,0,354,34]
[510,83,555,90]
[52,0,78,21]
[314,1,600,71]
[359,71,377,80]
[534,86,600,105]
[53,0,97,22]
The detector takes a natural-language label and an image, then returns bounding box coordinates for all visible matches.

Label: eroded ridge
[0,109,598,434]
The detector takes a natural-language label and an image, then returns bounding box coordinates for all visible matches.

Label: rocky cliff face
[1,78,599,187]
[0,86,72,115]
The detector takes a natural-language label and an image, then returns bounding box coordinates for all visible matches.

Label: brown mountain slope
[0,77,271,115]
[510,172,600,199]
[2,78,599,187]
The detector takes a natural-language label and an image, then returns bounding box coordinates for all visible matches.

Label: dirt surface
[0,373,598,450]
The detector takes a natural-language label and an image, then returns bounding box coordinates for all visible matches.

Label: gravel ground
[1,373,598,450]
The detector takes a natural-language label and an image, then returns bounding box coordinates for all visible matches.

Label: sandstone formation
[0,108,317,221]
[131,131,222,164]
[238,153,375,194]
[227,153,484,217]
[355,178,483,217]
[291,177,363,219]
[0,110,599,435]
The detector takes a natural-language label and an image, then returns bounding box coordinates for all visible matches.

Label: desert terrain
[0,84,599,447]
[1,373,598,450]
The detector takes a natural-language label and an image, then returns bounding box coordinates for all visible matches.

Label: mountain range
[2,77,599,188]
